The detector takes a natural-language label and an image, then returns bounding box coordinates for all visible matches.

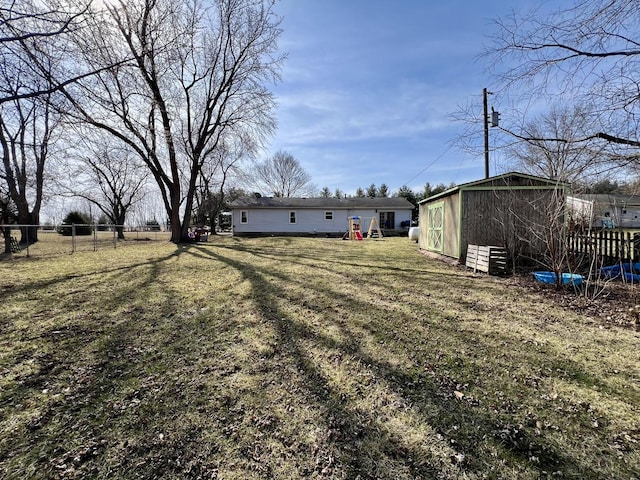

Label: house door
[427,202,444,253]
[380,211,395,229]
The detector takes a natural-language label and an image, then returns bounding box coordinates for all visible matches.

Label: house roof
[568,193,640,205]
[229,196,415,210]
[418,171,569,204]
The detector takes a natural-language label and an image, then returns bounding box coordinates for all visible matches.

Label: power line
[399,143,454,189]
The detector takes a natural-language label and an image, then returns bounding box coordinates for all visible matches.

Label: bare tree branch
[60,0,283,243]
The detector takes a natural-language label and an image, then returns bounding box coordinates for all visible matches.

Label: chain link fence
[1,224,172,258]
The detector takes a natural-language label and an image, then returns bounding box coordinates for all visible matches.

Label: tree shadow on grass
[189,246,461,478]
[0,241,625,479]
[190,243,611,479]
[0,248,230,479]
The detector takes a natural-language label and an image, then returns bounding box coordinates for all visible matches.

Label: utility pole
[483,88,500,179]
[483,87,490,179]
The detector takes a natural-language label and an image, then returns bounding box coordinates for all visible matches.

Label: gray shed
[418,172,568,264]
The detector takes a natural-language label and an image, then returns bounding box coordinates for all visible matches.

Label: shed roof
[230,196,415,209]
[418,172,568,204]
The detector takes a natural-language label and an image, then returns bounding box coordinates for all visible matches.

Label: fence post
[72,224,76,253]
[622,232,633,262]
[567,231,573,255]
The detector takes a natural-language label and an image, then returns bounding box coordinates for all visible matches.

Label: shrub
[58,211,92,236]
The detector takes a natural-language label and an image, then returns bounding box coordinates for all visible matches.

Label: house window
[289,211,297,224]
[240,211,248,223]
[380,211,395,229]
[324,211,333,220]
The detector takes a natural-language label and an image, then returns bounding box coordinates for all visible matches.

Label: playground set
[346,216,383,240]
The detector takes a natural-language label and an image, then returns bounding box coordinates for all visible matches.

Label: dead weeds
[502,272,640,330]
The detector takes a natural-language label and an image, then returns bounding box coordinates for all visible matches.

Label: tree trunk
[18,212,38,244]
[170,201,183,244]
[3,227,12,255]
[115,223,125,240]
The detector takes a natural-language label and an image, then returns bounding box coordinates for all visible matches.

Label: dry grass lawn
[0,236,638,479]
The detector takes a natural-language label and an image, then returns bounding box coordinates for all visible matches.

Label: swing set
[347,216,383,241]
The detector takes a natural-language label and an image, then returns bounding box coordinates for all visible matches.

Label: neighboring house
[567,194,640,229]
[229,196,414,237]
[418,172,568,264]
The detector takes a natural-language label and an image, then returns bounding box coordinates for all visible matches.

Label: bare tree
[61,0,283,243]
[250,150,315,197]
[0,1,92,104]
[0,0,109,247]
[193,134,250,233]
[505,104,612,183]
[62,136,149,239]
[0,89,59,243]
[485,1,640,161]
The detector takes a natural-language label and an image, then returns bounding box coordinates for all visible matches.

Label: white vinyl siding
[231,208,412,235]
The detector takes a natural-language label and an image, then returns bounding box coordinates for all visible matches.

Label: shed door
[427,202,444,253]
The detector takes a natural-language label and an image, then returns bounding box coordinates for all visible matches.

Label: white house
[567,194,640,229]
[229,196,414,237]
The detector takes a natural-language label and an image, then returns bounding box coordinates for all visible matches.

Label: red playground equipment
[348,216,382,240]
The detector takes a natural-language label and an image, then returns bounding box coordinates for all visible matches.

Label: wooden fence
[567,230,640,264]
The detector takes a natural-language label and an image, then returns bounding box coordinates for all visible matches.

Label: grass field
[6,230,171,257]
[0,236,638,479]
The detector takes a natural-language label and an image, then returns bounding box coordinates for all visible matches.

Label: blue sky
[268,0,539,196]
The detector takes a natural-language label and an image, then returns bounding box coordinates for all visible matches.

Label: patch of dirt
[501,273,640,330]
